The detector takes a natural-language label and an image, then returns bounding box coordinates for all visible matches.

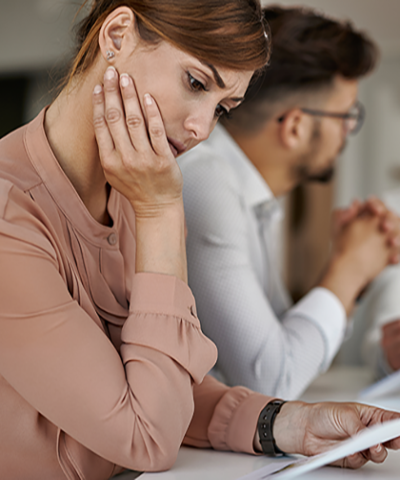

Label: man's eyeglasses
[278,101,365,135]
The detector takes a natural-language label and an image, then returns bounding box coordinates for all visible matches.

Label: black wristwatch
[257,399,287,456]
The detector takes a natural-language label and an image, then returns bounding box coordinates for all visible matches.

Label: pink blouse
[0,110,271,480]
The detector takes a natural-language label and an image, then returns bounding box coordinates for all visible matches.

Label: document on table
[237,418,400,480]
[359,369,400,399]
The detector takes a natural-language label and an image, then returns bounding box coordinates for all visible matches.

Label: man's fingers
[365,196,387,216]
[382,319,400,337]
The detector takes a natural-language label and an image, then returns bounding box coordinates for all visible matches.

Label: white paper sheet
[359,369,400,399]
[237,418,400,480]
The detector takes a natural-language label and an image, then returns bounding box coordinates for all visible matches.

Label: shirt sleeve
[181,153,346,400]
[0,181,217,472]
[360,265,400,378]
[184,375,272,454]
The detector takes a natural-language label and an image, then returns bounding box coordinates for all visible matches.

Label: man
[178,6,400,399]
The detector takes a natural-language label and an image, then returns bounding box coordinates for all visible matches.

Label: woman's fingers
[102,67,136,155]
[142,93,171,157]
[93,84,116,157]
[367,444,388,464]
[95,67,171,161]
[119,73,152,153]
[336,445,386,469]
[119,74,171,158]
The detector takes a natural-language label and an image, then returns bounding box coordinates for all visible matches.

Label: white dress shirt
[179,124,346,400]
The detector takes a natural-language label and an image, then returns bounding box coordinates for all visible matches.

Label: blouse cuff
[208,387,273,454]
[123,273,217,384]
[129,272,197,319]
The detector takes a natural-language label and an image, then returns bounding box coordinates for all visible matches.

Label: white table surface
[113,366,400,480]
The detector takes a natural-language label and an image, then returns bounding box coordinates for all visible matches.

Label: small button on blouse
[107,233,118,246]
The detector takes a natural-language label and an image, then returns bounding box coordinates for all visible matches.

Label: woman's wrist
[130,196,184,220]
[272,401,308,455]
[135,200,188,283]
[257,400,287,455]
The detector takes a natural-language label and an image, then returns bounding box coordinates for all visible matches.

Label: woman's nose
[184,109,215,143]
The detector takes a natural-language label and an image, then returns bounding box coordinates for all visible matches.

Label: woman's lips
[167,138,187,158]
[168,141,178,157]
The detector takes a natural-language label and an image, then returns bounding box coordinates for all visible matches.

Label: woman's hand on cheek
[92,66,183,218]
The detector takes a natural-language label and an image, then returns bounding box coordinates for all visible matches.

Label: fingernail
[93,84,102,95]
[120,74,129,87]
[105,66,116,80]
[375,444,382,452]
[144,93,153,105]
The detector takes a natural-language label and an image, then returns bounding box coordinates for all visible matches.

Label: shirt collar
[207,124,276,209]
[25,108,120,246]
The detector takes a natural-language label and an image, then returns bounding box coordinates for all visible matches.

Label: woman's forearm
[134,200,188,283]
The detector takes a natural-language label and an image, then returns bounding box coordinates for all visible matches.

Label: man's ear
[278,108,311,150]
[98,6,138,63]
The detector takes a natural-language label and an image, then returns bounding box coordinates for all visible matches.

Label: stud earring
[106,50,115,61]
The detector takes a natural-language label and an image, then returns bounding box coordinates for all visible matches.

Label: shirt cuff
[285,287,347,371]
[123,272,218,383]
[208,387,273,454]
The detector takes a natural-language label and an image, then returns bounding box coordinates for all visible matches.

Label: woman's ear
[98,6,138,63]
[279,108,312,151]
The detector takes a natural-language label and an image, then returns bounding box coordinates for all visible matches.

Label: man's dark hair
[222,5,379,132]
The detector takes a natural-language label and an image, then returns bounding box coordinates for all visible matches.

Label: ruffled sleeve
[0,180,217,474]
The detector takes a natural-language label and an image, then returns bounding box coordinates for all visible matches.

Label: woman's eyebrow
[231,97,245,104]
[201,62,245,103]
[203,62,226,89]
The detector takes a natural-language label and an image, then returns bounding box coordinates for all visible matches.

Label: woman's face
[116,39,254,157]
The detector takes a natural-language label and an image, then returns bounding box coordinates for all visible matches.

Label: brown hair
[222,5,378,132]
[66,0,270,85]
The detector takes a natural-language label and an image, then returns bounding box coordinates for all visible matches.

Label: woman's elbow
[124,439,180,472]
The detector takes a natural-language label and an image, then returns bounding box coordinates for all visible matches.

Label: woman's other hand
[273,401,400,468]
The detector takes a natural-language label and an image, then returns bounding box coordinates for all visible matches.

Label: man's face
[294,76,359,184]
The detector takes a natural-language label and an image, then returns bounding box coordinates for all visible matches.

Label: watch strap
[257,399,287,456]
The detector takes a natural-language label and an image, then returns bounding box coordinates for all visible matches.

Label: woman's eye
[215,104,230,119]
[188,73,206,92]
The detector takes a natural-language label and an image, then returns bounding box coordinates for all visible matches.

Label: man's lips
[167,138,187,157]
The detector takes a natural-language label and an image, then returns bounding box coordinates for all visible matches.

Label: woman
[0,1,399,479]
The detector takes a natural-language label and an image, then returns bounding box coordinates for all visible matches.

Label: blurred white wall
[0,0,81,73]
[267,0,400,53]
